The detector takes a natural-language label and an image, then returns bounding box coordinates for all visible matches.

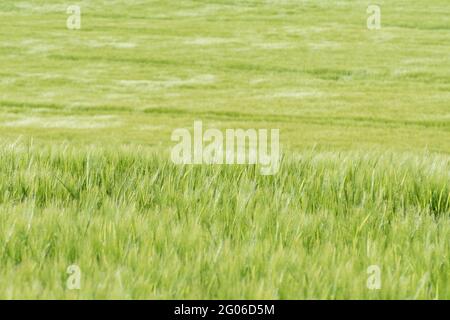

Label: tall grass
[0,143,448,299]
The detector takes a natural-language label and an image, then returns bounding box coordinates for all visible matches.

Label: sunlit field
[0,0,449,299]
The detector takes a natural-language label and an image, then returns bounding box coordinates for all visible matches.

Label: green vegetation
[0,145,448,299]
[0,0,449,299]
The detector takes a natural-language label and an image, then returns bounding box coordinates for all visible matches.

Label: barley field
[0,0,449,299]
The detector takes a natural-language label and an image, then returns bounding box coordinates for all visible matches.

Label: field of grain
[0,0,449,299]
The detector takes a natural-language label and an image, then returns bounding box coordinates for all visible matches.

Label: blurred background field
[0,0,449,152]
[0,0,449,299]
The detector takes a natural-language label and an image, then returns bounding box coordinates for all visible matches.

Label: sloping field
[0,1,449,299]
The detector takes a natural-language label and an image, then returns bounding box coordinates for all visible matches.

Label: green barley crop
[0,144,448,299]
[0,0,449,300]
